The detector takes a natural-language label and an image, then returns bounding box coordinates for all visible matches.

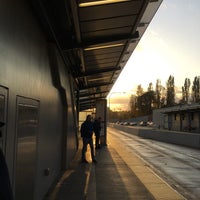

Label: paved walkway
[45,128,185,200]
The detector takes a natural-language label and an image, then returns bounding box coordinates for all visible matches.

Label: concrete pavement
[45,128,185,200]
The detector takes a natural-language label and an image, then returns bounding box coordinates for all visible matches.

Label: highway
[108,127,200,200]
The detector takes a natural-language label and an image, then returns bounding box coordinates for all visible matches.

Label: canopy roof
[32,0,162,111]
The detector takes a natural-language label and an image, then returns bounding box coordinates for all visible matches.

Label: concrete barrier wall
[111,124,200,149]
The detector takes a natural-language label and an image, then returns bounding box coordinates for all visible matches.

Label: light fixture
[84,43,124,51]
[79,0,130,7]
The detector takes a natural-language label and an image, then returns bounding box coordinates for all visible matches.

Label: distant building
[153,104,200,133]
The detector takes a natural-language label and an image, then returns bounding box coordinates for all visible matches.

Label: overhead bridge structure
[0,0,162,199]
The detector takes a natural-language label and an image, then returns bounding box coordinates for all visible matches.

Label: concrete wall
[153,109,166,128]
[111,124,200,149]
[0,1,78,199]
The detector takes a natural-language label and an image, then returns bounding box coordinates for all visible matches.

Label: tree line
[129,75,200,117]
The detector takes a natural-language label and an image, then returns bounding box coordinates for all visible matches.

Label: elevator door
[15,96,39,200]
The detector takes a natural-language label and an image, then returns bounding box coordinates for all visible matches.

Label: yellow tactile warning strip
[108,130,186,200]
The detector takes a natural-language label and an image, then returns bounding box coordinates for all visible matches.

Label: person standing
[93,117,102,149]
[80,115,97,163]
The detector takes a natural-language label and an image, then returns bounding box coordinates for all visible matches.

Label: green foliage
[166,75,175,107]
[192,76,200,103]
[136,84,144,96]
[125,75,200,118]
[181,78,191,104]
[129,94,137,117]
[137,90,155,116]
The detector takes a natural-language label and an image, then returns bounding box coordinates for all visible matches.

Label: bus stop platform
[45,129,185,200]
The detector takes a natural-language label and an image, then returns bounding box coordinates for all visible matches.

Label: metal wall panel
[0,1,77,199]
[15,97,39,200]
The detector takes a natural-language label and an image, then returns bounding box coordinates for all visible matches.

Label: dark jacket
[93,119,101,135]
[80,120,93,138]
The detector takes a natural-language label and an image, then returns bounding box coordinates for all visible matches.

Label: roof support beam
[62,31,139,51]
[79,90,109,97]
[79,82,112,90]
[79,97,105,104]
[75,67,121,78]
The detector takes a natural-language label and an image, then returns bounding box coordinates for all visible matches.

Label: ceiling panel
[80,16,137,32]
[79,1,143,20]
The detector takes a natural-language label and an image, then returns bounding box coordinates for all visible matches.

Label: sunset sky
[107,0,200,110]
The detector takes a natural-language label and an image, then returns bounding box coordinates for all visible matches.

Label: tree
[137,91,155,116]
[160,86,166,107]
[147,82,153,92]
[155,79,161,108]
[129,94,137,117]
[191,76,200,103]
[166,75,175,107]
[181,78,191,104]
[136,84,144,97]
[135,85,144,116]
